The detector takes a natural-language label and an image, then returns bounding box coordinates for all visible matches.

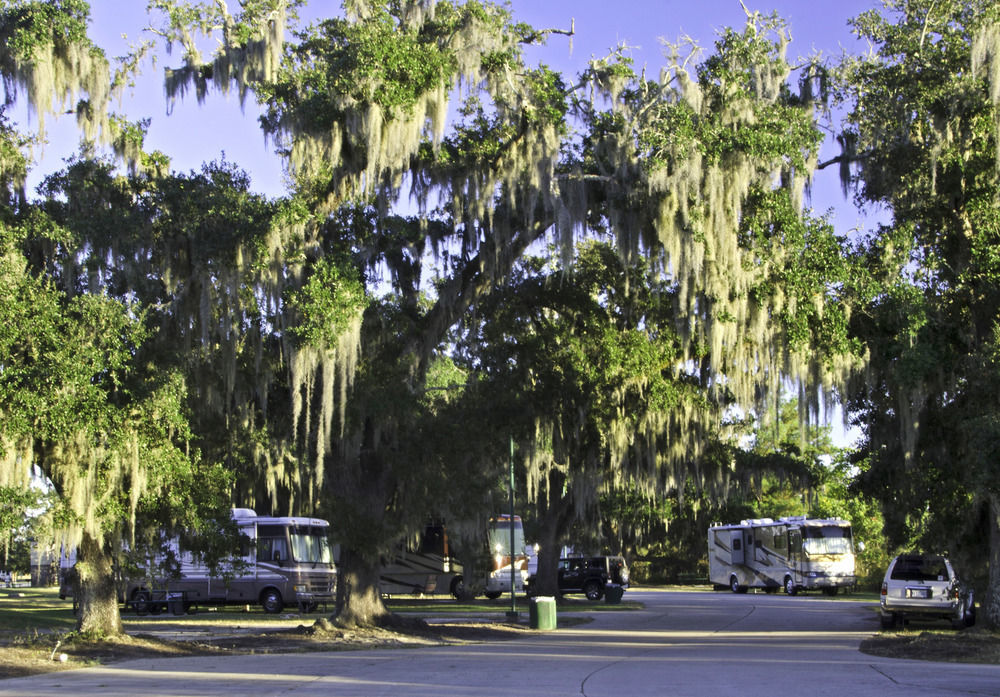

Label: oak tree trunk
[529,479,574,600]
[332,547,389,628]
[986,492,1000,629]
[74,531,123,636]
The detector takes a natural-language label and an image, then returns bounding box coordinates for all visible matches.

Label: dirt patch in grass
[0,617,545,679]
[860,627,1000,664]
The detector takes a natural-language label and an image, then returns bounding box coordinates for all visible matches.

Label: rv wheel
[132,589,152,616]
[784,576,797,596]
[450,576,465,600]
[484,590,502,600]
[729,576,745,594]
[261,588,284,614]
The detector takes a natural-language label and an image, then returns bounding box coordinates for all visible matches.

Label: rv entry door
[730,530,744,566]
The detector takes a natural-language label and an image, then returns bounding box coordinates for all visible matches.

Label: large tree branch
[405,213,553,373]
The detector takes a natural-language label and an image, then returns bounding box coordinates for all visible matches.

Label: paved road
[3,589,999,696]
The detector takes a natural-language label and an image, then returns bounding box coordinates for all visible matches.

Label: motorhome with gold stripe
[708,516,856,595]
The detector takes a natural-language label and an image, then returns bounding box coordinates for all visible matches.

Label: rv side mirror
[856,541,866,552]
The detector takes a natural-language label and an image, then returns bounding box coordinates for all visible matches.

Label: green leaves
[0,0,92,61]
[288,255,367,350]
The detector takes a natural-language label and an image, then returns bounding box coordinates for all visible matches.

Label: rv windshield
[289,527,334,564]
[488,519,525,555]
[801,526,853,555]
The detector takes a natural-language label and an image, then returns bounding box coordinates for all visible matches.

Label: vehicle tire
[784,576,798,596]
[132,589,152,616]
[880,612,898,630]
[730,576,746,594]
[450,576,464,600]
[822,587,839,596]
[952,602,974,630]
[484,590,502,600]
[966,602,976,627]
[583,580,604,601]
[261,588,283,614]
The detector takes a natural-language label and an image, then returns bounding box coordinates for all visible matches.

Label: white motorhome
[379,522,465,598]
[377,516,528,599]
[124,508,336,614]
[708,516,856,595]
[483,514,529,599]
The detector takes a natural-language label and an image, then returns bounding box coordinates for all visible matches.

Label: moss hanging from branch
[0,0,114,150]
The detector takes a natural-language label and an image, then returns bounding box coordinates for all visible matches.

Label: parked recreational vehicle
[379,522,465,598]
[708,516,856,595]
[378,516,528,599]
[125,508,336,614]
[483,514,529,599]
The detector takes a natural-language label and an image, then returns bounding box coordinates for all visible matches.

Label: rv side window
[257,536,289,562]
[420,525,447,556]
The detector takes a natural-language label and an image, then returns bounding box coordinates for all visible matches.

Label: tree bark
[529,479,575,600]
[74,531,123,636]
[986,492,1000,629]
[332,547,389,628]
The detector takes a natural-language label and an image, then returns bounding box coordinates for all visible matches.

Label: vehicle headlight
[294,585,306,593]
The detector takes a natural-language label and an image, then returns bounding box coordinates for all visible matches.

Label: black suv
[528,555,629,600]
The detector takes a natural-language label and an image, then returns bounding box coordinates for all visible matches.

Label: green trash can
[604,584,624,604]
[529,596,557,630]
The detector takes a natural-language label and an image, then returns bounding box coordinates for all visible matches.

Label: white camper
[708,516,856,595]
[379,522,465,598]
[124,508,336,614]
[378,516,528,599]
[483,514,529,599]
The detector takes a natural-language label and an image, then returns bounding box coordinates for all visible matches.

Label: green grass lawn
[0,588,77,632]
[0,586,644,636]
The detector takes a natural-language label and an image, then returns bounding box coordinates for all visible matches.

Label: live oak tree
[0,1,254,636]
[834,0,1000,626]
[115,0,578,627]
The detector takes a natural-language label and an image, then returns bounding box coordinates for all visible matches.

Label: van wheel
[450,576,464,600]
[261,589,283,614]
[784,576,797,596]
[583,580,603,601]
[730,576,746,594]
[484,590,502,600]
